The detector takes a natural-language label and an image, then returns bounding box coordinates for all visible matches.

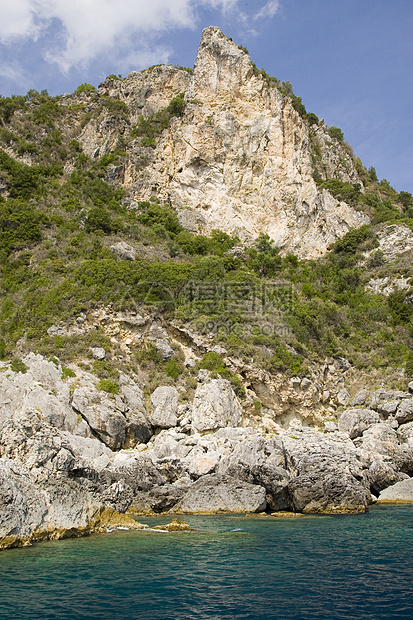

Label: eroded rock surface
[192,377,242,432]
[77,27,369,259]
[176,474,267,514]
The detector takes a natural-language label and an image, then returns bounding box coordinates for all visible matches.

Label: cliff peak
[192,26,254,97]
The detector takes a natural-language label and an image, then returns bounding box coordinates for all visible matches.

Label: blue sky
[0,0,412,193]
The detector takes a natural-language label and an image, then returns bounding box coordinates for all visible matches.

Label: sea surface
[0,505,412,620]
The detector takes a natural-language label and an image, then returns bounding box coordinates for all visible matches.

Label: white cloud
[254,1,280,20]
[0,0,281,73]
[0,59,27,85]
[0,0,39,41]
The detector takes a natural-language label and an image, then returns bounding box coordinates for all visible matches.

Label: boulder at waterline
[175,474,267,513]
[377,478,413,503]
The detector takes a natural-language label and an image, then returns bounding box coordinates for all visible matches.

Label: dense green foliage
[328,126,344,142]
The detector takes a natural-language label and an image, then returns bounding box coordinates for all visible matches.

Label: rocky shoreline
[1,353,413,550]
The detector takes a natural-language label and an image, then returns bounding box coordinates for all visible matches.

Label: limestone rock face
[0,354,79,433]
[371,225,413,262]
[0,411,102,548]
[192,378,242,432]
[80,26,368,259]
[0,458,49,544]
[396,399,413,424]
[71,382,152,451]
[126,27,368,258]
[71,387,128,450]
[368,460,407,496]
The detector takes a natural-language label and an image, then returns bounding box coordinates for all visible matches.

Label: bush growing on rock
[327,126,344,142]
[74,83,97,95]
[98,379,119,394]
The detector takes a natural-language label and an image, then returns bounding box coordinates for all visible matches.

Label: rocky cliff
[2,348,413,550]
[78,26,368,258]
[1,26,413,550]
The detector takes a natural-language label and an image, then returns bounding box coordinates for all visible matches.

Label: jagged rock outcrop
[282,428,371,513]
[110,241,136,261]
[129,27,369,257]
[0,353,80,434]
[363,225,413,263]
[74,27,369,259]
[0,410,146,549]
[3,381,413,549]
[338,408,380,439]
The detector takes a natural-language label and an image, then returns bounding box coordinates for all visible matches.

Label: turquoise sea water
[1,505,412,620]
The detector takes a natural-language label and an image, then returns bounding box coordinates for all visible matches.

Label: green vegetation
[61,366,76,380]
[130,93,187,146]
[10,358,28,374]
[98,379,119,394]
[316,179,362,207]
[328,126,344,142]
[0,199,43,257]
[200,352,245,396]
[165,359,184,379]
[0,68,412,395]
[75,83,97,95]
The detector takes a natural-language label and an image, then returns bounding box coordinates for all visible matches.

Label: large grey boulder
[148,325,174,360]
[192,378,242,433]
[59,431,112,472]
[336,388,350,406]
[282,429,371,513]
[376,400,400,417]
[120,375,146,413]
[119,376,152,445]
[369,388,396,409]
[338,408,380,439]
[110,241,136,261]
[186,447,221,478]
[395,399,413,424]
[398,421,413,446]
[72,387,128,450]
[287,467,370,513]
[250,461,292,512]
[90,347,106,360]
[0,409,154,549]
[155,339,175,360]
[368,460,408,496]
[354,423,413,475]
[131,478,193,513]
[378,478,413,503]
[350,389,369,407]
[0,412,103,548]
[176,474,267,513]
[123,409,152,447]
[150,386,179,428]
[0,458,49,546]
[206,429,291,510]
[152,429,192,459]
